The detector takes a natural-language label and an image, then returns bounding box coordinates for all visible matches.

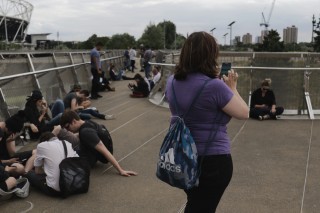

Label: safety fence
[1,51,320,120]
[0,50,125,120]
[149,52,320,120]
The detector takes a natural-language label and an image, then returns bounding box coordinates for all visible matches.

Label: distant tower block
[0,0,34,43]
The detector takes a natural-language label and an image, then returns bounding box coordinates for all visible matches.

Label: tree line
[62,20,186,50]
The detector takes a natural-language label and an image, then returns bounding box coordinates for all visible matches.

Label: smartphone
[220,63,232,78]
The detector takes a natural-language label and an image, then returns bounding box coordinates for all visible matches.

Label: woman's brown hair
[174,31,220,80]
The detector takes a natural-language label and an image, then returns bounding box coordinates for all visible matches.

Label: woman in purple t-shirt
[165,32,248,213]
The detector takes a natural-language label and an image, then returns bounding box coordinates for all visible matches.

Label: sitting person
[100,71,115,92]
[52,125,80,152]
[0,111,36,174]
[24,90,63,139]
[25,132,78,197]
[0,129,25,177]
[109,63,124,81]
[68,84,82,93]
[0,163,18,194]
[128,74,150,98]
[148,66,161,90]
[60,110,137,177]
[250,79,284,120]
[64,90,114,120]
[109,63,135,81]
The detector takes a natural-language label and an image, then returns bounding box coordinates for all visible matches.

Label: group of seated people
[108,59,162,98]
[127,66,161,98]
[1,86,127,198]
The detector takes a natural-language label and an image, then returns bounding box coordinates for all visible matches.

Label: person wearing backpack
[60,110,137,177]
[25,132,78,197]
[165,32,249,213]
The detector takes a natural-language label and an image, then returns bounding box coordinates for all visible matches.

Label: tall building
[283,25,298,44]
[242,33,252,44]
[234,36,241,44]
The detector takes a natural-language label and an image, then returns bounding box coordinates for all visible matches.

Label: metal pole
[228,21,236,48]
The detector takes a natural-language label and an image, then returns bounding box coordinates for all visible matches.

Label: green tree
[138,23,163,49]
[157,20,176,49]
[255,29,284,52]
[175,33,187,49]
[107,33,136,49]
[78,34,110,49]
[313,17,320,52]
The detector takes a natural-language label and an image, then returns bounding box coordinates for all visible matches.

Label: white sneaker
[105,114,115,120]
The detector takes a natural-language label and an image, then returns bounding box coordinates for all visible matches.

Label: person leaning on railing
[249,79,284,121]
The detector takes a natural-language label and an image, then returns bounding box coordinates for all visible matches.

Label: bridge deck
[1,76,319,213]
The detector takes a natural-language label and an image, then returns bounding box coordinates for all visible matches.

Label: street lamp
[210,27,216,36]
[228,21,236,47]
[223,33,228,46]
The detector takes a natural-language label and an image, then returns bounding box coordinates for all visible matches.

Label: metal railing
[0,50,125,119]
[148,51,320,120]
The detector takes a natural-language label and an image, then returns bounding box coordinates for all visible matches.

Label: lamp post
[228,21,236,47]
[223,33,228,46]
[210,27,216,36]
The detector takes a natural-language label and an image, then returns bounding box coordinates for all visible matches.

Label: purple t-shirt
[165,73,234,155]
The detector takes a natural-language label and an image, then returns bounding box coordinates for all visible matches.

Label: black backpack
[59,140,91,198]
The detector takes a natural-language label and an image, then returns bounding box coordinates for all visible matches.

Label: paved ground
[1,70,319,213]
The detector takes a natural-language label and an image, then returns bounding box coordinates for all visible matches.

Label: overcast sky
[25,0,319,44]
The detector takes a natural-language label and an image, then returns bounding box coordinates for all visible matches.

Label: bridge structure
[0,50,319,212]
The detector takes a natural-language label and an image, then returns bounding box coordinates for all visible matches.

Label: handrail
[149,62,320,71]
[0,55,123,81]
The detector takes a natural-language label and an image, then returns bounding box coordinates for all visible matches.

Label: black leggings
[184,154,233,213]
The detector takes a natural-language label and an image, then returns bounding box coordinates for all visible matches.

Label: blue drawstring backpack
[156,79,211,190]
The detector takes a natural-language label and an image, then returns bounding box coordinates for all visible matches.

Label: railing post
[304,67,314,120]
[52,53,67,97]
[68,52,80,84]
[0,88,10,119]
[26,53,41,90]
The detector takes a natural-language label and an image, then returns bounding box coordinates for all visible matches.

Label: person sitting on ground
[68,84,82,93]
[250,78,284,120]
[149,66,161,90]
[0,111,36,174]
[0,162,18,194]
[24,90,63,139]
[60,110,137,177]
[99,71,116,92]
[76,96,115,120]
[63,89,113,120]
[52,125,80,152]
[128,73,150,98]
[109,63,124,81]
[108,63,135,81]
[25,132,78,197]
[0,129,25,177]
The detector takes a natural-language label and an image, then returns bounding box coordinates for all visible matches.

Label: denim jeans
[51,99,64,118]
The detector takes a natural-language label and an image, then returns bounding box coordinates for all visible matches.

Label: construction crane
[260,0,276,31]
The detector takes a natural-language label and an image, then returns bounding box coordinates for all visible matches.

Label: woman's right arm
[222,70,249,120]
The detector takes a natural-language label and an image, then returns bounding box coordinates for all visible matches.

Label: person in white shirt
[25,132,78,197]
[149,66,162,90]
[129,47,137,72]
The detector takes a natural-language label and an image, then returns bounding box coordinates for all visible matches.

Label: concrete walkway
[1,74,319,213]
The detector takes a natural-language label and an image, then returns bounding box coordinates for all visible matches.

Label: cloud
[23,0,320,43]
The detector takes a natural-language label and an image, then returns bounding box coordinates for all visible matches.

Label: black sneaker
[97,94,103,98]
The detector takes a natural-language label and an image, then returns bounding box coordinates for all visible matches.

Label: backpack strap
[61,140,68,158]
[171,78,211,118]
